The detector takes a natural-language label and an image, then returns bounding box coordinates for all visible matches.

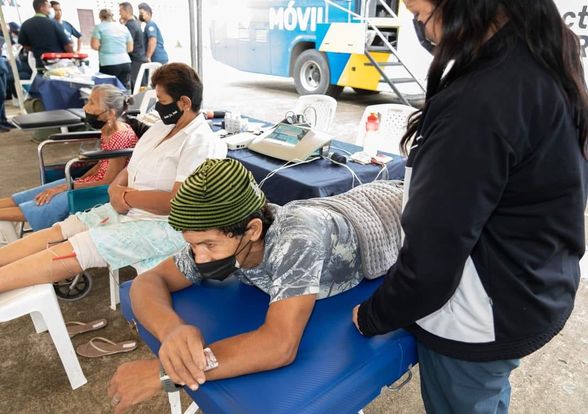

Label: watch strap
[159,364,182,393]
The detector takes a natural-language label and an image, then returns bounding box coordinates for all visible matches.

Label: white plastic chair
[0,221,19,247]
[292,94,337,132]
[132,62,162,95]
[19,52,38,97]
[0,283,87,390]
[356,104,416,155]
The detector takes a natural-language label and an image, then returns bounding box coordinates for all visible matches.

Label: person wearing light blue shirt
[91,9,133,89]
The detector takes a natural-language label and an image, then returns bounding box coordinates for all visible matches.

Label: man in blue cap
[138,2,168,64]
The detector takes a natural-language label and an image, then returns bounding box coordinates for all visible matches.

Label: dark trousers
[99,63,132,90]
[130,59,146,91]
[417,342,520,414]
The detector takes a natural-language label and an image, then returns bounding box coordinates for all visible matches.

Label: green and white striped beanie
[169,158,266,231]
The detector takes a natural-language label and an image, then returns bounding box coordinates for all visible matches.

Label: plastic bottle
[363,112,380,157]
[224,111,232,132]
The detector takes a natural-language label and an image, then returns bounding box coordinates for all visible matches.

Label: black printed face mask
[155,101,183,125]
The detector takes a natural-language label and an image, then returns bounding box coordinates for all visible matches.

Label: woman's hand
[109,185,134,214]
[34,184,67,206]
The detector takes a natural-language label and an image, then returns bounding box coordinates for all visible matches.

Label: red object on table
[41,52,89,61]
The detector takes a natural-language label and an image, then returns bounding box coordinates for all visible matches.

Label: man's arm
[130,257,193,341]
[205,294,316,380]
[145,36,156,61]
[109,257,197,414]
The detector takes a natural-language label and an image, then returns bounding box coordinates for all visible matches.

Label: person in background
[0,58,11,133]
[6,22,32,82]
[50,1,82,53]
[118,2,147,91]
[91,9,133,90]
[138,3,168,64]
[18,0,73,68]
[352,1,588,413]
[0,84,138,241]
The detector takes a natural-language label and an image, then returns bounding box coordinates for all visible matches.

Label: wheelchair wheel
[54,272,93,301]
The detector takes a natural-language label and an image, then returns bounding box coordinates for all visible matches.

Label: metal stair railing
[325,0,426,105]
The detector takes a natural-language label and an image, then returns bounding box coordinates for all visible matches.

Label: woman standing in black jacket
[353,0,588,412]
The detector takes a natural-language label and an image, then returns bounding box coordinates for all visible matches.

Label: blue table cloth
[228,141,406,205]
[29,74,126,110]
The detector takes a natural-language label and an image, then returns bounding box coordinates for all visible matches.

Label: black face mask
[194,237,251,282]
[85,110,108,130]
[413,17,436,54]
[138,15,146,22]
[155,101,183,125]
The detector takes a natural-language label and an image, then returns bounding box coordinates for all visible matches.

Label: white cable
[328,157,363,188]
[302,105,318,127]
[258,157,321,189]
[329,146,352,155]
[374,163,389,181]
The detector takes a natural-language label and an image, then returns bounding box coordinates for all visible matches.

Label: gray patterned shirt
[174,203,363,303]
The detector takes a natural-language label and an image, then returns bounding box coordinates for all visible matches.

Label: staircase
[363,0,426,105]
[325,0,426,106]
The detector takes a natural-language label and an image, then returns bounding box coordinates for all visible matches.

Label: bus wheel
[353,87,380,95]
[293,49,343,97]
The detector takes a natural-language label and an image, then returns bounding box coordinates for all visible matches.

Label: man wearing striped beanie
[109,158,404,411]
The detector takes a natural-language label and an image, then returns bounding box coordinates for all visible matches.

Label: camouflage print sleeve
[173,245,202,284]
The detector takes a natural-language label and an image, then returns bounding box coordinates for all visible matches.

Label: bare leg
[0,197,18,208]
[0,241,82,292]
[0,225,65,267]
[0,207,25,222]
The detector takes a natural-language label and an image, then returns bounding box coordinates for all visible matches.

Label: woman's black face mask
[155,101,183,125]
[85,109,108,130]
[413,15,436,54]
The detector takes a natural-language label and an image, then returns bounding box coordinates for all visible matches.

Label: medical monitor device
[247,122,332,161]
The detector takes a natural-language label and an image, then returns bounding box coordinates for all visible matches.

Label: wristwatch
[159,365,182,393]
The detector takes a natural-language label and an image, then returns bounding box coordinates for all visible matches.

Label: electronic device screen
[265,123,310,146]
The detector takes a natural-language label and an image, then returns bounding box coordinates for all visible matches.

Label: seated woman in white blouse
[0,62,227,292]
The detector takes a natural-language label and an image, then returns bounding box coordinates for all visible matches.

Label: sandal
[66,319,108,338]
[76,337,138,358]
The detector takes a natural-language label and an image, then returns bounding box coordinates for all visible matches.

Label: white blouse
[124,114,227,221]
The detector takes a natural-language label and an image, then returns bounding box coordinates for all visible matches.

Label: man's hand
[108,359,162,414]
[159,324,207,391]
[109,185,133,214]
[352,305,364,335]
[34,185,66,206]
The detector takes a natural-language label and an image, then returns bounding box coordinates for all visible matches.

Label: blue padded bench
[120,277,417,414]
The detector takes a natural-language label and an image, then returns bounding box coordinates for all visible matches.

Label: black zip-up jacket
[357,24,588,361]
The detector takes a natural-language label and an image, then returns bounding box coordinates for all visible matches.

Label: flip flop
[66,319,108,338]
[76,337,138,358]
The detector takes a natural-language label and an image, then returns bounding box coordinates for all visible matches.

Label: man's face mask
[413,14,436,54]
[85,110,108,130]
[194,236,251,282]
[155,101,183,125]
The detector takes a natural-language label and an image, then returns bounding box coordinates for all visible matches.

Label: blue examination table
[120,277,417,414]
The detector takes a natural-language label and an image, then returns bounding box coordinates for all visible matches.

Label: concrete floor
[0,63,587,413]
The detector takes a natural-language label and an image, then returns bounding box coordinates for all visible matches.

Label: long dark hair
[401,0,588,157]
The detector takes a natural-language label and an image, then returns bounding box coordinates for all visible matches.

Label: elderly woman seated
[0,62,227,292]
[0,84,138,241]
